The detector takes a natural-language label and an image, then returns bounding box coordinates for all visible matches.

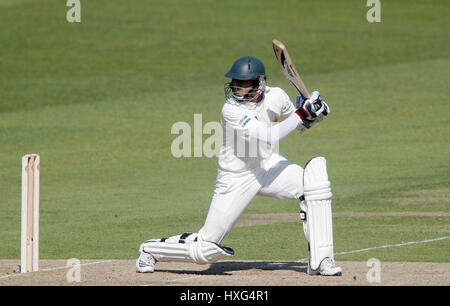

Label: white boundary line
[1,236,449,281]
[334,236,450,257]
[299,236,450,261]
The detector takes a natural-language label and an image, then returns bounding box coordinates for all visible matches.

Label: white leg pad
[302,157,334,270]
[140,233,234,265]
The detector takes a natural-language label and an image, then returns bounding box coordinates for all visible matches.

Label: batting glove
[295,91,330,129]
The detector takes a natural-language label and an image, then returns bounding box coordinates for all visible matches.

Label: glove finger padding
[304,100,325,118]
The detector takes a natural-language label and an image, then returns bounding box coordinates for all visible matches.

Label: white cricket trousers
[198,155,304,244]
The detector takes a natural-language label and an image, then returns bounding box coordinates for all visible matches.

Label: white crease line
[40,260,113,272]
[163,275,203,283]
[139,276,203,286]
[0,260,112,280]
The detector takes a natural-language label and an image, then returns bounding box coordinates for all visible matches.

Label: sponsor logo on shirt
[239,115,251,127]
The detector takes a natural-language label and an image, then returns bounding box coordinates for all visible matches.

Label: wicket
[20,154,40,273]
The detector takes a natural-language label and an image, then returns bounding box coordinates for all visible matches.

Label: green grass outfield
[0,0,449,263]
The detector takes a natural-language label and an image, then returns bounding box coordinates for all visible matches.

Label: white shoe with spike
[136,248,157,273]
[308,257,342,276]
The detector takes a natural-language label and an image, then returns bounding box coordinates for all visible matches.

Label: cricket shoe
[136,248,157,273]
[307,257,342,276]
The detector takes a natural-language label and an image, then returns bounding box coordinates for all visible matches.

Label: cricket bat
[272,39,310,99]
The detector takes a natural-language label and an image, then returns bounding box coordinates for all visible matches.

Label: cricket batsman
[136,56,342,276]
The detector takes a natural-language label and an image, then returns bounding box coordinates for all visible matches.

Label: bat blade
[272,39,310,98]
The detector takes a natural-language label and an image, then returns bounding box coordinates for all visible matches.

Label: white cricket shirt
[218,86,297,172]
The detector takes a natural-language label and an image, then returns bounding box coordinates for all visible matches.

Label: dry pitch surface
[0,260,449,286]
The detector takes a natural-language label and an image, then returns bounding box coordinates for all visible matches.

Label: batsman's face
[231,79,260,102]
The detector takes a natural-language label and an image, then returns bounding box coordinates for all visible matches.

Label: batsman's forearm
[250,112,302,145]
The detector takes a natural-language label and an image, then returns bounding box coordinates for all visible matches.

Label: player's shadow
[156,261,307,275]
